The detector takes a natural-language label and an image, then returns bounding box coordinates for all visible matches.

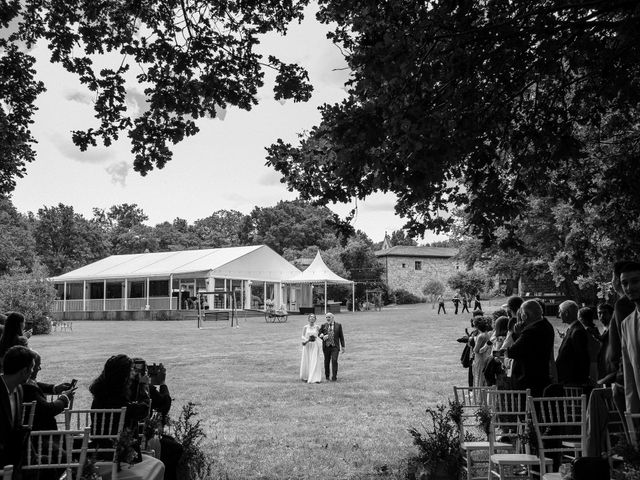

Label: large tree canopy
[267,0,640,241]
[0,0,313,193]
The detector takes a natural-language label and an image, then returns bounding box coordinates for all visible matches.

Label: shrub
[0,264,57,335]
[392,288,425,304]
[169,402,214,480]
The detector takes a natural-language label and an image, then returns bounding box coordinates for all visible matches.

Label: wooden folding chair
[0,465,12,480]
[460,389,529,480]
[453,386,496,439]
[23,428,90,479]
[21,400,36,428]
[64,407,127,479]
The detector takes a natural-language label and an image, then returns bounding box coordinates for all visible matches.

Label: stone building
[375,243,460,298]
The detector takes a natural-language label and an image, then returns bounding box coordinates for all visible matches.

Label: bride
[300,313,323,383]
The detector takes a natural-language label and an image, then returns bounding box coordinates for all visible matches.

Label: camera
[147,363,161,376]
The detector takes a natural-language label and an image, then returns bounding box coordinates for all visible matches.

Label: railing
[53,297,181,312]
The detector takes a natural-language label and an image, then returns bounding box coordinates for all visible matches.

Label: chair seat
[542,473,561,480]
[462,441,513,451]
[490,453,552,465]
[561,440,581,448]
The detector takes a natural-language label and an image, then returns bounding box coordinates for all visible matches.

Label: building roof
[374,245,458,258]
[284,251,352,284]
[51,245,302,283]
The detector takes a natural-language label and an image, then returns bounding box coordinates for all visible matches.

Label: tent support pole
[352,282,355,312]
[324,282,327,314]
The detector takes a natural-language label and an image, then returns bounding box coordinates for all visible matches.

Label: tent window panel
[266,283,275,301]
[89,283,104,299]
[149,280,169,297]
[106,282,123,299]
[214,278,225,290]
[65,283,83,300]
[196,278,207,292]
[128,281,144,298]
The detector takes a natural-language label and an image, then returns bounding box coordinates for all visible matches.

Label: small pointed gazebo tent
[285,251,355,313]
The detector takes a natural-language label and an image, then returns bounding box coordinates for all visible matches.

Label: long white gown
[300,324,323,383]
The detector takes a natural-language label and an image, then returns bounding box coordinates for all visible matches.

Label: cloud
[64,90,94,105]
[50,133,115,164]
[106,161,130,186]
[258,169,283,186]
[125,88,149,116]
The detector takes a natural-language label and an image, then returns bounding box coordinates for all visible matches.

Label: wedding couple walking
[300,312,345,383]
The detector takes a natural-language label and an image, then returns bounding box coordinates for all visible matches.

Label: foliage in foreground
[168,402,214,480]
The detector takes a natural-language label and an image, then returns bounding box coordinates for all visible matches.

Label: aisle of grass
[30,300,521,479]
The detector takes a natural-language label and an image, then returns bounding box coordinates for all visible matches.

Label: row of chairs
[1,403,127,479]
[454,385,631,480]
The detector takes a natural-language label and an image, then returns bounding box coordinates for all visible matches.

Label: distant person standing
[437,295,446,315]
[452,295,460,315]
[474,294,482,311]
[461,295,470,313]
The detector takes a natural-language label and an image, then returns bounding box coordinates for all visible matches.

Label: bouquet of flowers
[308,335,316,342]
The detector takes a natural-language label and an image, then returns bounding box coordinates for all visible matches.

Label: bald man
[556,300,590,386]
[505,300,555,396]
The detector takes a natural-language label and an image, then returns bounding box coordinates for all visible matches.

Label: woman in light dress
[472,316,492,387]
[300,314,323,383]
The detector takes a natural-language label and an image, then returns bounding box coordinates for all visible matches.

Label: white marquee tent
[284,251,355,313]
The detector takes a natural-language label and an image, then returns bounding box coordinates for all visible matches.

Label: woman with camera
[300,314,323,383]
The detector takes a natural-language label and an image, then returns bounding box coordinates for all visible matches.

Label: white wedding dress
[300,324,323,383]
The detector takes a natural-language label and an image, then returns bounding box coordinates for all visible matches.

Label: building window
[402,263,407,268]
[415,261,422,271]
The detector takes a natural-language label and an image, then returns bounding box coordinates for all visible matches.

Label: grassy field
[28,299,552,479]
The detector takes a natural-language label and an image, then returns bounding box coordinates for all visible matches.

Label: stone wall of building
[380,256,459,298]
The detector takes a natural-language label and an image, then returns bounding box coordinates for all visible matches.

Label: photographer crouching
[130,358,183,480]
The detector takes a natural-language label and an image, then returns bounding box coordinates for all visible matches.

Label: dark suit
[556,321,590,386]
[1,376,28,471]
[507,318,554,396]
[21,381,64,431]
[319,322,345,380]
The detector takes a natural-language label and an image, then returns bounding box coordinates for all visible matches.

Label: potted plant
[408,401,463,480]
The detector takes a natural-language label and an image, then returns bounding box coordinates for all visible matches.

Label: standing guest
[461,295,470,314]
[579,307,602,384]
[0,345,35,470]
[606,261,636,413]
[318,313,345,381]
[437,295,446,315]
[556,300,590,386]
[504,300,555,396]
[474,294,482,311]
[22,351,76,431]
[452,295,460,315]
[620,262,640,413]
[597,303,614,383]
[506,296,524,322]
[0,312,30,370]
[472,317,492,387]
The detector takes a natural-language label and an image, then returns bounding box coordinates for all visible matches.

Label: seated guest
[0,312,30,370]
[89,354,151,461]
[556,300,590,386]
[22,351,76,431]
[0,346,35,470]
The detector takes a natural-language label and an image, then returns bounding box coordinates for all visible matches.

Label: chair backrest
[453,385,496,438]
[0,465,12,480]
[64,406,127,478]
[46,393,74,429]
[487,389,530,442]
[529,395,587,460]
[21,400,36,428]
[23,428,90,479]
[624,411,640,448]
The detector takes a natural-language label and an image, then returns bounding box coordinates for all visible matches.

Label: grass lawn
[28,298,559,479]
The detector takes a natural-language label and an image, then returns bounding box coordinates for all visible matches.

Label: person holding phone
[22,350,76,431]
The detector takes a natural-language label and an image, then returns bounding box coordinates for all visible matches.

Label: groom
[319,312,345,381]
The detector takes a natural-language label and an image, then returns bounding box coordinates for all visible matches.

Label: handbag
[460,344,471,368]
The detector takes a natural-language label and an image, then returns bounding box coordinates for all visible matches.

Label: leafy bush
[447,270,490,297]
[169,402,214,480]
[0,264,57,334]
[422,280,445,303]
[392,288,425,304]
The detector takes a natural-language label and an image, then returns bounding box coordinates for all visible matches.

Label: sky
[9,4,447,245]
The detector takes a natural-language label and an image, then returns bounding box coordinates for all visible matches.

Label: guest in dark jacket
[505,300,555,396]
[22,351,76,431]
[556,300,591,386]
